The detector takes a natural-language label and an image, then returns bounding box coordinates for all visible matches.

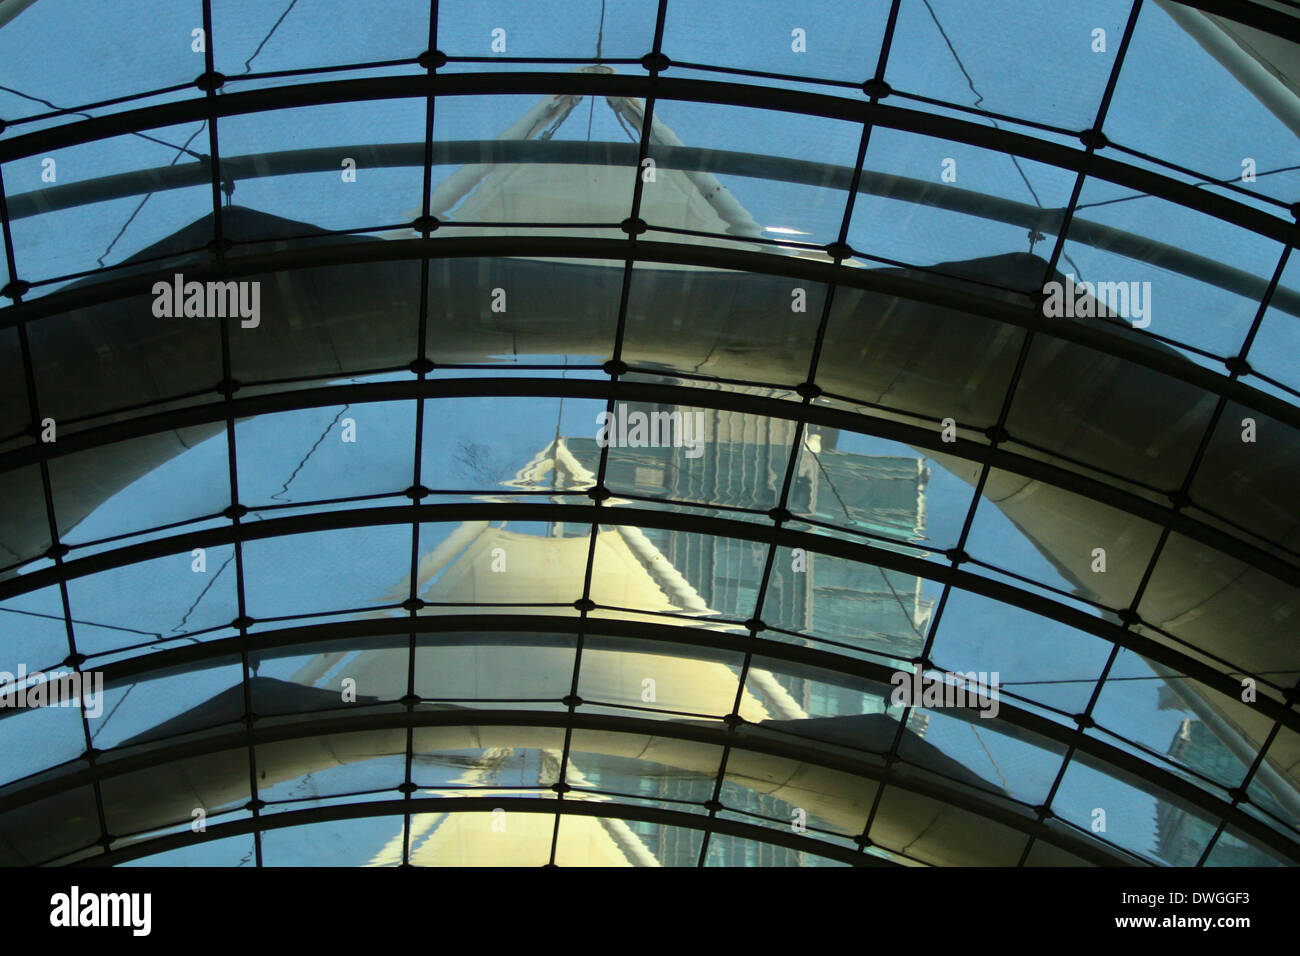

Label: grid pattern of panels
[0,0,1298,866]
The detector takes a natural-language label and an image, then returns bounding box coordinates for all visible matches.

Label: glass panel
[1187,401,1299,554]
[819,280,1027,431]
[966,467,1162,607]
[928,588,1112,716]
[1203,826,1291,867]
[0,464,52,568]
[578,636,746,719]
[413,520,588,612]
[0,585,71,675]
[587,526,765,622]
[420,396,605,494]
[565,728,722,801]
[241,525,411,620]
[427,93,637,234]
[416,634,577,704]
[646,100,862,250]
[121,832,257,867]
[884,0,1133,132]
[720,759,868,839]
[261,816,408,866]
[251,637,407,701]
[703,831,850,866]
[237,402,415,507]
[439,0,656,59]
[219,99,427,239]
[870,782,1030,865]
[1138,531,1300,679]
[623,267,827,387]
[0,785,100,866]
[408,808,555,866]
[228,253,421,384]
[1091,649,1267,795]
[1059,178,1282,360]
[65,545,240,655]
[792,430,967,553]
[555,813,703,866]
[213,0,430,77]
[1105,0,1300,207]
[744,654,901,738]
[1052,751,1220,865]
[27,295,224,429]
[50,427,230,547]
[664,0,891,82]
[1005,330,1218,494]
[897,707,1067,806]
[766,546,934,661]
[101,756,249,852]
[0,700,86,785]
[92,661,244,750]
[4,122,215,292]
[424,257,618,366]
[0,0,202,123]
[257,731,407,806]
[850,129,1076,287]
[408,724,567,790]
[598,401,792,511]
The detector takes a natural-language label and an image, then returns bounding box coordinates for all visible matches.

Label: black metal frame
[4,378,1299,599]
[79,796,894,868]
[0,0,1297,867]
[2,73,1298,248]
[0,613,1287,862]
[15,707,1141,867]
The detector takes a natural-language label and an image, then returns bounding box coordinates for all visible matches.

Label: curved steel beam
[0,74,1295,246]
[2,235,1297,442]
[23,609,1291,860]
[6,141,1296,320]
[75,796,887,868]
[1,708,1136,866]
[3,378,1296,591]
[1,501,1293,730]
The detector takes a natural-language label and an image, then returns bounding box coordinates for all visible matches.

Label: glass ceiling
[0,0,1298,867]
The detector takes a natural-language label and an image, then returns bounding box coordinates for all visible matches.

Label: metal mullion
[1149,243,1296,865]
[1194,716,1287,866]
[5,375,1300,594]
[703,3,904,863]
[398,0,443,868]
[198,0,264,868]
[0,159,114,858]
[1015,643,1121,866]
[3,614,1291,863]
[1238,245,1293,365]
[1008,0,1147,865]
[11,324,111,858]
[549,0,673,868]
[84,795,884,869]
[4,500,1293,733]
[3,74,1297,252]
[9,241,1300,446]
[870,0,1146,862]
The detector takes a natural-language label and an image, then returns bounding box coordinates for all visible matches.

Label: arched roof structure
[0,0,1298,866]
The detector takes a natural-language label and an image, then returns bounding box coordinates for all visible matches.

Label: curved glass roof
[0,0,1298,867]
